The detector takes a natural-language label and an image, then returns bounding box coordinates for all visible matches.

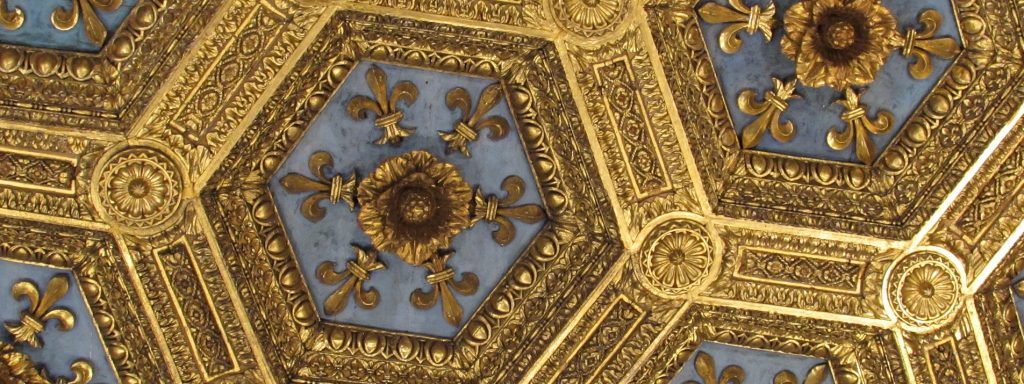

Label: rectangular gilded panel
[551,295,646,384]
[733,246,867,294]
[593,56,672,200]
[925,338,967,384]
[153,239,238,381]
[0,145,76,195]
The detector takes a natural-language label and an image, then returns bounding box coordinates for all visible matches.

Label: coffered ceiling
[0,0,1022,383]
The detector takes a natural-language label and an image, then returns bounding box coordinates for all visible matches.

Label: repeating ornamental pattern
[0,0,1021,382]
[633,218,717,299]
[885,250,966,332]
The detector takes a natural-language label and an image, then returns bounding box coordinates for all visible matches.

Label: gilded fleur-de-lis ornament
[0,0,24,30]
[440,84,510,157]
[773,364,828,384]
[51,0,124,47]
[471,175,545,246]
[902,9,961,80]
[698,0,776,54]
[316,246,386,315]
[684,351,828,384]
[738,77,799,148]
[684,351,745,384]
[410,252,478,326]
[827,88,893,165]
[5,275,76,348]
[347,65,419,145]
[50,361,94,384]
[280,151,357,222]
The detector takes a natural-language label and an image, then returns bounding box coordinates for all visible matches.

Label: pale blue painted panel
[269,61,546,338]
[670,341,835,384]
[0,259,117,383]
[697,0,960,162]
[0,0,137,52]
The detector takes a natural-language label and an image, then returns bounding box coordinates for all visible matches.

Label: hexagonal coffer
[695,0,962,164]
[269,61,548,338]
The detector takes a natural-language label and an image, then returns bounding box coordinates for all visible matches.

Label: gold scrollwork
[827,88,893,165]
[316,246,386,315]
[440,84,510,157]
[698,0,776,54]
[738,77,799,148]
[471,175,545,246]
[902,9,961,80]
[410,252,479,326]
[5,274,75,349]
[280,151,358,221]
[0,0,23,30]
[347,65,419,145]
[51,0,124,47]
[683,351,829,384]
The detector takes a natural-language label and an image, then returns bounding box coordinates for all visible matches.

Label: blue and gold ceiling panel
[0,0,138,52]
[0,259,117,382]
[270,61,547,337]
[670,342,834,384]
[696,0,961,163]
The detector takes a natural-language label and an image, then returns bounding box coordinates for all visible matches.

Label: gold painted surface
[0,0,1019,383]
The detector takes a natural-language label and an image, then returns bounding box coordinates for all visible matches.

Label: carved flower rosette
[780,0,903,89]
[357,150,473,266]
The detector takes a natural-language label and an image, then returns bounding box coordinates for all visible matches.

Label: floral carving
[551,0,628,38]
[357,151,473,266]
[5,275,75,348]
[0,341,46,384]
[635,219,715,298]
[887,251,964,332]
[347,65,419,145]
[440,84,510,157]
[316,246,386,315]
[780,0,902,90]
[96,146,183,229]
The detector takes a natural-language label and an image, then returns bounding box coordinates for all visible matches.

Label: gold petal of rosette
[357,151,472,266]
[781,0,903,89]
[0,341,48,384]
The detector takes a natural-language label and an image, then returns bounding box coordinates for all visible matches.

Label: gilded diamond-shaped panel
[269,61,547,337]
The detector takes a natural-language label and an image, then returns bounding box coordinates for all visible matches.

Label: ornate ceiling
[0,0,1021,383]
